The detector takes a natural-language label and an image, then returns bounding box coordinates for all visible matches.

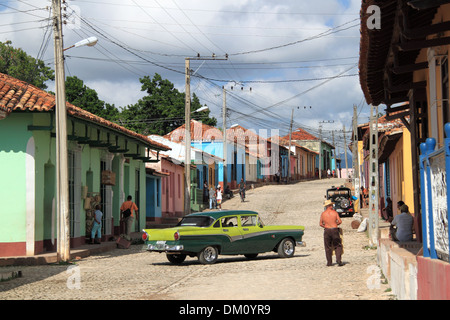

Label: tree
[120,73,216,135]
[0,41,54,89]
[65,76,119,122]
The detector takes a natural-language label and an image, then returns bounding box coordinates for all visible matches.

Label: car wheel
[166,253,186,264]
[198,246,218,264]
[277,238,295,258]
[244,254,258,259]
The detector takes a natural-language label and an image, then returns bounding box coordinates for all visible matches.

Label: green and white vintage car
[142,210,305,265]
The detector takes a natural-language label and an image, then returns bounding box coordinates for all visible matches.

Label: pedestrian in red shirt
[320,199,344,266]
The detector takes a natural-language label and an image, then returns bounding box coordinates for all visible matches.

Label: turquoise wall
[0,113,32,242]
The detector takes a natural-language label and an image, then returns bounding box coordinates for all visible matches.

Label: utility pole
[336,141,341,178]
[332,130,336,177]
[52,0,70,262]
[343,125,349,177]
[352,105,360,211]
[288,108,294,182]
[184,55,227,215]
[318,124,322,179]
[184,58,191,215]
[368,104,379,247]
[222,86,227,190]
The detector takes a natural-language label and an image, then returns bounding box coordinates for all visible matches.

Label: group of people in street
[204,179,247,210]
[319,194,414,267]
[207,184,223,210]
[89,195,139,245]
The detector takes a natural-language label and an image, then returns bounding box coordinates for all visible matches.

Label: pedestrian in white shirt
[216,185,222,210]
[390,204,414,242]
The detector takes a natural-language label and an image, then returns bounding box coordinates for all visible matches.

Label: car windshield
[177,216,215,227]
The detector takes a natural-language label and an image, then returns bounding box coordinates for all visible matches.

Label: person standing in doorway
[319,199,344,266]
[91,204,103,244]
[209,186,216,209]
[120,195,139,241]
[203,180,209,206]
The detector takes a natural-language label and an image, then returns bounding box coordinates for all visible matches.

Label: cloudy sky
[0,0,371,151]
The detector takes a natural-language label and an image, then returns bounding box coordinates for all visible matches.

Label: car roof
[327,185,351,191]
[186,210,259,220]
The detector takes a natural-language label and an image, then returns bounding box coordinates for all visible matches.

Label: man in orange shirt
[320,199,343,266]
[120,195,139,241]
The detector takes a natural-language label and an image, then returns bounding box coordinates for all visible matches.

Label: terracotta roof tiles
[287,128,319,141]
[0,72,169,151]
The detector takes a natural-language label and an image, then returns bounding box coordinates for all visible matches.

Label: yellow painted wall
[402,129,414,215]
[384,129,414,216]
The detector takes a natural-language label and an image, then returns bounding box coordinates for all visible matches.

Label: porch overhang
[359,0,441,107]
[378,131,403,163]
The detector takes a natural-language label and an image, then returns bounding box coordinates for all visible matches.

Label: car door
[220,216,243,254]
[238,215,265,253]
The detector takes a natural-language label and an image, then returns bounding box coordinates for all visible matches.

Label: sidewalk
[0,232,143,267]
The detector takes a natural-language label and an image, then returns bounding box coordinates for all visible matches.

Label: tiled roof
[164,119,223,142]
[270,135,318,154]
[0,73,169,151]
[358,1,438,105]
[287,128,319,141]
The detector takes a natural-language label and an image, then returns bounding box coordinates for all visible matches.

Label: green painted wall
[0,113,32,242]
[1,112,150,249]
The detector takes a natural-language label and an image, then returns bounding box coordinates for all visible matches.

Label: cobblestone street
[0,178,394,300]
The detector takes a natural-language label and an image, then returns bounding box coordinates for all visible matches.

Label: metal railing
[419,124,450,262]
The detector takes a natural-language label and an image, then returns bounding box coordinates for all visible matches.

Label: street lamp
[194,105,209,113]
[53,0,98,262]
[63,36,98,51]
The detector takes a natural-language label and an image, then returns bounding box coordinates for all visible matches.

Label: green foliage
[0,41,54,89]
[0,41,215,134]
[120,73,217,136]
[65,76,119,122]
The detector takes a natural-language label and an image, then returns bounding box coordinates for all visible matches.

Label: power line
[228,19,359,57]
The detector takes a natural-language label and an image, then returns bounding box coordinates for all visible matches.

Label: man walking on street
[319,199,344,266]
[120,195,139,241]
[238,178,246,202]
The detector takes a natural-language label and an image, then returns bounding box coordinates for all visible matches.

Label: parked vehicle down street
[0,178,393,300]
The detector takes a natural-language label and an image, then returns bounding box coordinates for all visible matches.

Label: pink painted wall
[417,256,450,300]
[160,159,184,217]
[147,157,184,218]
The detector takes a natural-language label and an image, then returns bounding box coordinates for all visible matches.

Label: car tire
[277,238,295,258]
[166,253,186,264]
[244,254,258,259]
[198,246,218,264]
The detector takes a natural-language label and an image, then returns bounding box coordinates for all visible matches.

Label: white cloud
[3,0,367,142]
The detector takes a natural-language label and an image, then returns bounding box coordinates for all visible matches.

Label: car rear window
[177,216,215,227]
[327,190,351,196]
